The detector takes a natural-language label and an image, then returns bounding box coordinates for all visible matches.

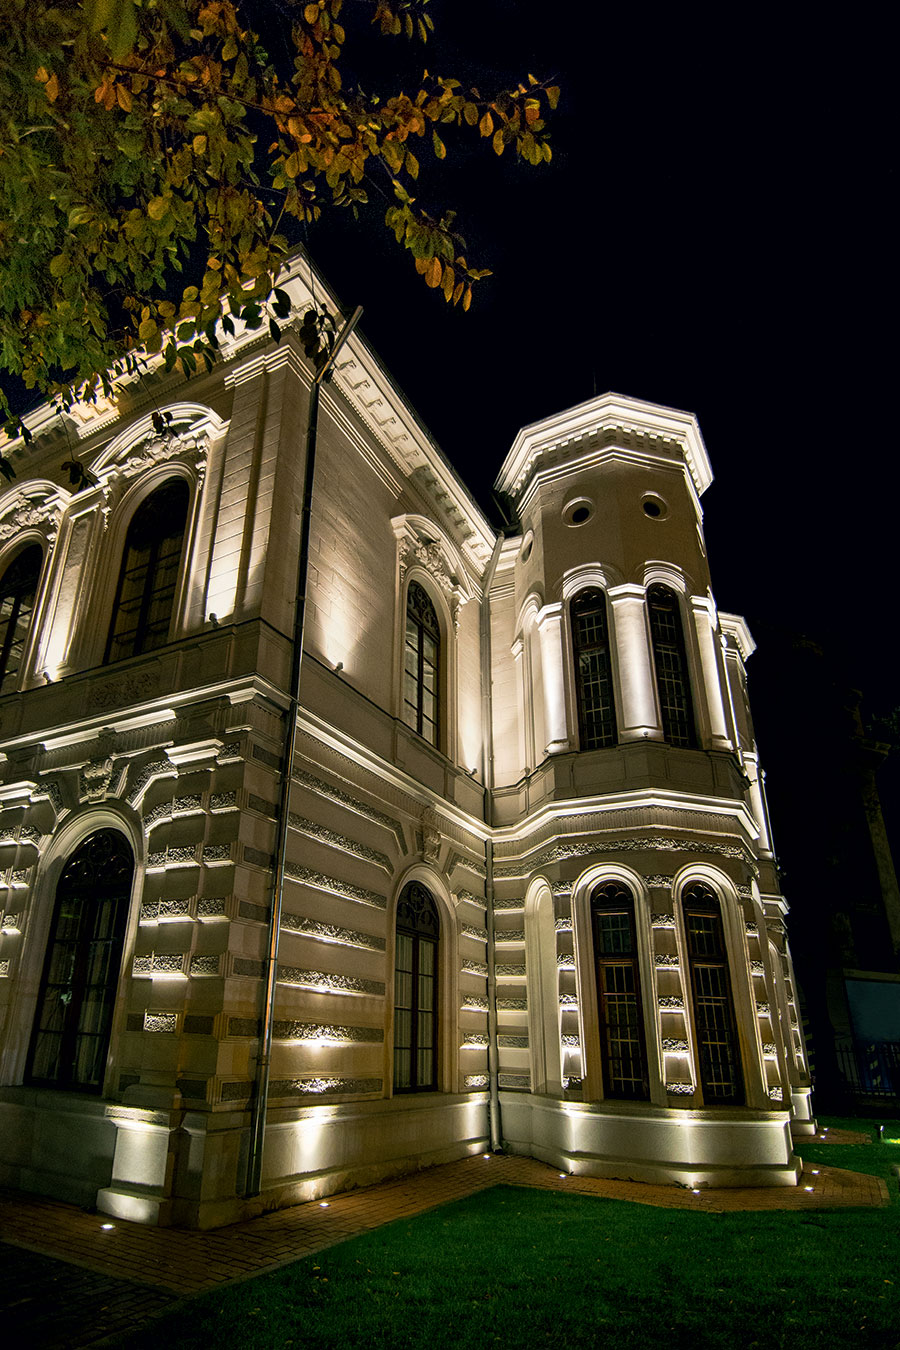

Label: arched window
[393,881,440,1092]
[648,584,696,747]
[571,588,617,749]
[26,830,134,1092]
[105,478,189,663]
[591,881,649,1100]
[0,544,43,695]
[682,882,744,1104]
[403,581,440,747]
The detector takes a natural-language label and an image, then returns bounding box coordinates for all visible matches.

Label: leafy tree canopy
[0,0,557,446]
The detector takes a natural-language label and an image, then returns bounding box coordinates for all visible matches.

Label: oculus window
[393,881,439,1092]
[591,881,649,1100]
[0,543,42,695]
[683,883,744,1104]
[403,581,440,747]
[26,829,134,1092]
[572,588,617,749]
[105,478,189,663]
[648,584,696,748]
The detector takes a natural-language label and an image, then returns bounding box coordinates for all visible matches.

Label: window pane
[592,884,647,1100]
[395,886,439,1092]
[0,544,43,695]
[105,480,189,663]
[404,583,440,746]
[572,590,616,749]
[26,830,133,1093]
[648,586,696,748]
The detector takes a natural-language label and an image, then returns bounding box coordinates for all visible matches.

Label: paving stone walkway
[0,1147,891,1348]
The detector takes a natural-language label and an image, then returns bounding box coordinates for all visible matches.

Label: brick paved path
[0,1150,890,1348]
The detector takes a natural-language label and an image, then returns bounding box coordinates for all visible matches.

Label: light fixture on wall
[334,661,343,673]
[208,612,219,627]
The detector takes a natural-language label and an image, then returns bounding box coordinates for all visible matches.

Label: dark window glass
[105,479,189,663]
[0,544,43,695]
[572,589,617,749]
[403,581,440,747]
[394,881,440,1092]
[648,584,696,748]
[591,882,649,1100]
[26,830,134,1093]
[683,883,744,1104]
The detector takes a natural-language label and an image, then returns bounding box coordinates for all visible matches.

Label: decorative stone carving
[462,1033,489,1047]
[462,995,489,1011]
[190,954,220,976]
[498,1073,530,1089]
[289,813,391,871]
[277,967,385,996]
[462,924,488,943]
[143,1011,177,1033]
[133,952,185,976]
[493,836,748,879]
[645,875,674,889]
[661,1038,690,1053]
[283,862,386,909]
[666,1082,693,1095]
[464,1075,489,1089]
[651,913,676,929]
[658,996,685,1010]
[421,807,441,864]
[498,997,528,1010]
[654,954,680,968]
[0,488,63,545]
[274,1022,383,1043]
[749,960,765,975]
[496,929,525,944]
[280,913,386,952]
[268,1077,381,1097]
[463,959,490,977]
[499,1035,529,1048]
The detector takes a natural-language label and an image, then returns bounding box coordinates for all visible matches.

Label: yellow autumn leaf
[479,111,493,137]
[116,82,132,112]
[193,134,207,155]
[304,3,320,22]
[424,256,442,288]
[45,73,60,103]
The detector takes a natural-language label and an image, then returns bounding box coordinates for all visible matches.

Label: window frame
[393,881,440,1094]
[571,587,618,750]
[25,829,134,1095]
[402,579,442,749]
[682,882,745,1106]
[590,880,650,1101]
[647,583,697,748]
[104,477,191,665]
[0,542,44,695]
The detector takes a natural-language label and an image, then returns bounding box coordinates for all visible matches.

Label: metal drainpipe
[246,306,362,1198]
[480,532,506,1152]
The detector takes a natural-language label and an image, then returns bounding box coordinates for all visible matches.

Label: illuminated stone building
[0,254,812,1227]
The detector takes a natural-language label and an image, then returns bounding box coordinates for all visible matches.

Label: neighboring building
[0,254,812,1228]
[748,628,900,1105]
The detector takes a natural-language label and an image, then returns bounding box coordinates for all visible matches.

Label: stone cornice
[495,392,713,505]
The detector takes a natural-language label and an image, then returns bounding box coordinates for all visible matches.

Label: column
[607,584,660,740]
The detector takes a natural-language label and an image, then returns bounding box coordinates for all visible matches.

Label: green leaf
[269,317,282,342]
[49,255,69,278]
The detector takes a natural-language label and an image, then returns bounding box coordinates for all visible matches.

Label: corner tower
[486,393,812,1187]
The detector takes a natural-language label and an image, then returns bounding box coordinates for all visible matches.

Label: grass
[125,1118,900,1350]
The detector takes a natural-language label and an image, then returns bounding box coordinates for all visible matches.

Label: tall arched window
[0,544,43,695]
[571,588,617,749]
[682,882,744,1104]
[105,478,189,663]
[591,881,649,1100]
[403,581,440,747]
[393,881,440,1092]
[26,830,134,1092]
[648,584,696,748]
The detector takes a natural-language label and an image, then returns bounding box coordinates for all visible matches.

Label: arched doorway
[26,829,134,1092]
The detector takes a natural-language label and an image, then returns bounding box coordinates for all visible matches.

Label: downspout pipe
[480,530,508,1153]
[246,306,362,1198]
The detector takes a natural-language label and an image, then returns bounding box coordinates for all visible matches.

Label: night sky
[301,3,894,720]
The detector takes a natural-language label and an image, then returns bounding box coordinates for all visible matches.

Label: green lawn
[125,1119,900,1350]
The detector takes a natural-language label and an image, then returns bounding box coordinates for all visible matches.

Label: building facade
[0,255,812,1227]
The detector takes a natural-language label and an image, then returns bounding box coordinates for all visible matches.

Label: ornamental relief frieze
[0,489,64,546]
[98,427,210,531]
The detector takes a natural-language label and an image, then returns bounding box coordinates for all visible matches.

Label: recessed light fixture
[319,1201,329,1208]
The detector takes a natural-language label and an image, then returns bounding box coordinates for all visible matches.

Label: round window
[520,531,534,563]
[563,498,594,527]
[642,494,668,520]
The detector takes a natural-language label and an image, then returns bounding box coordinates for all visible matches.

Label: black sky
[302,1,895,713]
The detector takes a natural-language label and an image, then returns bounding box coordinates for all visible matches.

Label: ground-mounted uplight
[101,1223,115,1230]
[483,1153,491,1160]
[692,1189,700,1195]
[319,1201,329,1208]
